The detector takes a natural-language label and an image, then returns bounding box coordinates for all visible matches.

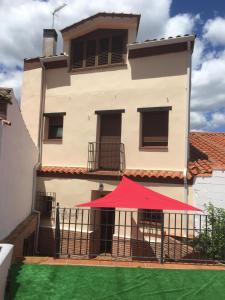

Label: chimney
[42,29,58,57]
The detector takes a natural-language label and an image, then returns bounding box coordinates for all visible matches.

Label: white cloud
[164,13,199,37]
[0,69,22,100]
[210,112,225,129]
[190,112,208,131]
[191,50,225,112]
[0,0,224,132]
[203,17,225,46]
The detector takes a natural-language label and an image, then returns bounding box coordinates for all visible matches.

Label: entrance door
[100,208,115,253]
[99,113,122,170]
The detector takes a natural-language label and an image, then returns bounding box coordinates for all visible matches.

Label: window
[72,41,84,68]
[71,29,127,70]
[138,107,171,148]
[44,113,65,141]
[139,209,162,225]
[0,102,7,119]
[86,40,96,67]
[48,115,63,139]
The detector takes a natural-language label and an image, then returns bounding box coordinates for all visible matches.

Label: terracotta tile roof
[38,133,225,181]
[189,132,225,176]
[38,166,184,180]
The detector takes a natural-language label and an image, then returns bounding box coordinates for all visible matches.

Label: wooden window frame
[70,29,128,71]
[138,107,171,151]
[43,112,66,142]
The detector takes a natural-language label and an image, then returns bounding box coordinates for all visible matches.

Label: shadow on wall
[46,68,71,89]
[129,53,187,80]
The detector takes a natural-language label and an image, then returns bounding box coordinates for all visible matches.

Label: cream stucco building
[20,13,197,257]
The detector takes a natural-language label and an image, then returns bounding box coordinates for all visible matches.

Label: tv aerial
[52,3,67,28]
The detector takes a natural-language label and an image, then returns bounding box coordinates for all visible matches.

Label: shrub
[192,203,225,261]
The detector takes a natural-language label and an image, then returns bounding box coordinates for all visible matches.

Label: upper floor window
[43,112,66,141]
[0,102,7,119]
[138,107,172,149]
[70,29,127,70]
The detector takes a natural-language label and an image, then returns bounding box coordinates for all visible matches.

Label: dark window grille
[111,35,124,64]
[139,209,162,224]
[0,102,7,118]
[71,29,127,70]
[98,38,109,65]
[141,111,169,147]
[48,115,63,139]
[86,40,96,67]
[72,41,84,68]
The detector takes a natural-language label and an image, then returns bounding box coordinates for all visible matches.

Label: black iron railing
[87,142,125,172]
[54,207,225,263]
[36,192,56,219]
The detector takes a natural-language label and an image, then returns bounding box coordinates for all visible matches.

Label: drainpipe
[184,40,192,205]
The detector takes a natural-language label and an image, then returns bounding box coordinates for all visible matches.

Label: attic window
[0,102,7,119]
[70,29,127,70]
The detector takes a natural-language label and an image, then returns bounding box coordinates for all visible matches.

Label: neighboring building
[21,13,196,256]
[190,132,225,210]
[0,88,38,258]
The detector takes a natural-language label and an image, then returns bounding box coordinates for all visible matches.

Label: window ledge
[43,139,63,144]
[70,63,127,73]
[139,146,168,152]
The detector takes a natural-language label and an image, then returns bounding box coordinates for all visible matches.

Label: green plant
[193,203,225,261]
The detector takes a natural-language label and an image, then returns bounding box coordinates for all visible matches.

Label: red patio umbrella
[77,176,201,211]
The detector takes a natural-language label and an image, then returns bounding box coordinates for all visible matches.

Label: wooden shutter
[111,35,124,64]
[86,39,96,67]
[98,38,109,65]
[142,111,169,147]
[72,40,84,68]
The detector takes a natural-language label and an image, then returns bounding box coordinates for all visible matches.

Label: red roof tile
[38,133,225,181]
[189,132,225,176]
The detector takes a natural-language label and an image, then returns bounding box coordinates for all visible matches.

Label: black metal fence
[54,206,225,263]
[87,142,125,172]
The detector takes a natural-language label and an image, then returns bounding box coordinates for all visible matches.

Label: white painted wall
[193,170,225,210]
[0,95,38,240]
[0,244,13,300]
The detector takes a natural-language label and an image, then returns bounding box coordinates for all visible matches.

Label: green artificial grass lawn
[8,264,225,300]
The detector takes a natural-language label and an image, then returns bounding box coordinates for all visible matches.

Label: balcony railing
[87,142,125,172]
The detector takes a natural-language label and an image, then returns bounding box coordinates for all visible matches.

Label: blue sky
[0,0,225,132]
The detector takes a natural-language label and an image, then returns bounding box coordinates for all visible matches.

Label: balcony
[87,142,125,172]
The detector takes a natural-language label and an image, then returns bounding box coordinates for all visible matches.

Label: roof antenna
[52,3,67,28]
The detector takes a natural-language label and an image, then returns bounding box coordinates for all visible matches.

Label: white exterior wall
[0,96,38,240]
[193,170,225,210]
